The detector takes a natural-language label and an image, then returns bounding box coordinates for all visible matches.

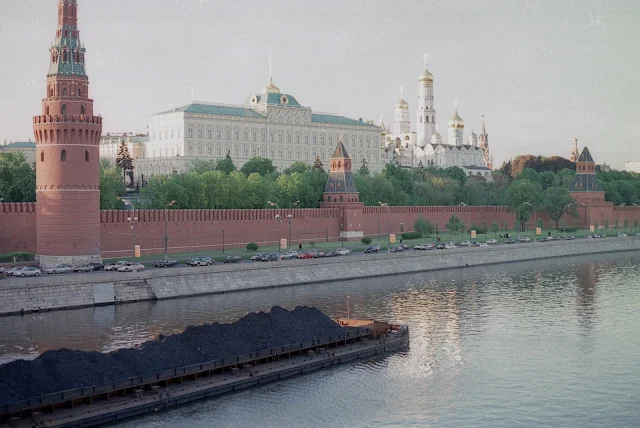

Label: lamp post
[127,215,138,263]
[379,202,390,253]
[287,214,292,250]
[400,223,404,243]
[275,214,282,260]
[459,202,469,240]
[163,200,176,260]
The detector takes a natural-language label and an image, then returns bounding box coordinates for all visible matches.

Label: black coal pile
[0,306,346,407]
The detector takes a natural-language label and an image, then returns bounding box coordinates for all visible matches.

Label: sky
[1,0,639,169]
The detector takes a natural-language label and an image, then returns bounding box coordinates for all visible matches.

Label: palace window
[61,150,67,162]
[244,130,249,141]
[320,135,325,145]
[207,128,212,139]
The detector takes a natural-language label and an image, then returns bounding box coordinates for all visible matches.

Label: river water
[1,252,639,427]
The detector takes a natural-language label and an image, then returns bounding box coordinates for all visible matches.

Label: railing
[33,114,102,125]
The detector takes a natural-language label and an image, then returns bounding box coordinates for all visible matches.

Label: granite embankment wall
[1,237,638,316]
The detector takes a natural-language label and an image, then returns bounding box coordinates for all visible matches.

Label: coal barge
[0,307,409,427]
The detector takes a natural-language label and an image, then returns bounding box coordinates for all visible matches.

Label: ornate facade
[136,77,383,179]
[383,58,494,180]
[32,0,103,267]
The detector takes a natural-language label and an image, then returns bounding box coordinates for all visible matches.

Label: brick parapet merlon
[0,203,37,214]
[361,205,509,214]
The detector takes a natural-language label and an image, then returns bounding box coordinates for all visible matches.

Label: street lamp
[379,202,390,253]
[275,214,282,260]
[164,200,175,260]
[287,214,293,250]
[459,202,470,240]
[127,215,138,263]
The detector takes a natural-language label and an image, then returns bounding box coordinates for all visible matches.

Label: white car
[17,267,42,277]
[46,264,72,274]
[478,242,489,247]
[105,261,130,271]
[117,263,144,272]
[519,237,532,243]
[334,248,351,255]
[444,244,457,249]
[486,239,498,245]
[618,233,627,237]
[280,251,299,260]
[460,240,471,247]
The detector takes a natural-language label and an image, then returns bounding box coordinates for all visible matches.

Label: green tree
[283,161,309,175]
[542,187,575,229]
[358,158,370,176]
[445,215,464,238]
[189,159,216,174]
[240,157,276,176]
[0,152,35,202]
[490,221,499,237]
[313,156,325,173]
[414,216,434,236]
[215,157,237,174]
[115,141,134,186]
[634,219,638,232]
[604,219,609,231]
[99,159,125,209]
[505,179,542,228]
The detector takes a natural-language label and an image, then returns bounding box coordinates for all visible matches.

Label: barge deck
[2,321,408,427]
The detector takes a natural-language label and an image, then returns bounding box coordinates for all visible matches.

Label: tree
[115,141,134,186]
[445,215,464,238]
[189,159,216,174]
[505,179,542,228]
[99,159,125,209]
[490,221,499,237]
[215,157,237,175]
[313,156,325,173]
[358,158,370,176]
[414,216,435,236]
[283,161,309,175]
[604,219,609,231]
[240,157,276,176]
[542,187,575,229]
[0,152,35,202]
[634,219,638,232]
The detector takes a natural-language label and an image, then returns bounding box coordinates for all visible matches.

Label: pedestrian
[299,243,302,251]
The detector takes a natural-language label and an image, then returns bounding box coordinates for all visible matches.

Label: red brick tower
[33,0,102,267]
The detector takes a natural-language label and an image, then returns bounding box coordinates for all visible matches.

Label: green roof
[2,141,36,149]
[160,104,265,118]
[244,93,302,107]
[312,114,378,127]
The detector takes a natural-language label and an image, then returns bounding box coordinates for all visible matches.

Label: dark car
[224,255,242,263]
[73,264,96,273]
[436,243,446,249]
[188,256,213,266]
[250,253,266,261]
[504,238,516,244]
[89,262,104,271]
[390,246,404,253]
[364,246,381,253]
[154,259,178,267]
[260,253,279,262]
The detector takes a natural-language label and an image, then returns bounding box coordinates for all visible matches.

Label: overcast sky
[1,0,639,168]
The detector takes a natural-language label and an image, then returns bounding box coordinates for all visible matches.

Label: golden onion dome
[396,97,409,110]
[448,109,464,128]
[263,76,280,94]
[419,67,434,82]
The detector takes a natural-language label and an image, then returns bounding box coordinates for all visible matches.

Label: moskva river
[1,252,639,427]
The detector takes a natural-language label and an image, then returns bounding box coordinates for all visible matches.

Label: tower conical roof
[578,147,594,163]
[331,138,350,159]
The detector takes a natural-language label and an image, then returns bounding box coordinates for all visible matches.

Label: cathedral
[382,57,494,181]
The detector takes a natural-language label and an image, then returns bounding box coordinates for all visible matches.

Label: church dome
[262,76,280,94]
[431,132,443,145]
[419,67,434,82]
[396,97,409,110]
[448,109,464,128]
[468,132,478,146]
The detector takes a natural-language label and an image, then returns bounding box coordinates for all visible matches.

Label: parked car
[0,267,6,279]
[6,267,24,277]
[390,246,404,252]
[154,259,178,267]
[17,267,42,277]
[73,264,96,273]
[518,237,531,243]
[364,246,381,253]
[280,251,299,260]
[460,240,471,247]
[478,242,489,247]
[313,250,328,258]
[444,243,457,249]
[46,264,72,274]
[414,244,426,250]
[105,261,131,271]
[223,255,242,263]
[486,239,498,245]
[436,243,446,249]
[89,262,104,271]
[117,263,145,272]
[504,238,516,244]
[334,248,351,256]
[618,233,627,237]
[250,253,266,261]
[189,256,213,266]
[297,252,315,259]
[564,236,576,240]
[260,253,279,262]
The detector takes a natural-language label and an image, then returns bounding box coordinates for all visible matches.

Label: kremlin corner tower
[33,0,102,267]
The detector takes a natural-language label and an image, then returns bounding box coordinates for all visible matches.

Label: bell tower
[33,0,103,267]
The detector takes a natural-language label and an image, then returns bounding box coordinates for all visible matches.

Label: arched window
[61,150,67,162]
[77,89,82,97]
[426,116,430,123]
[46,106,50,115]
[80,105,85,115]
[62,88,67,96]
[85,151,89,162]
[40,151,44,162]
[61,104,67,115]
[50,88,54,97]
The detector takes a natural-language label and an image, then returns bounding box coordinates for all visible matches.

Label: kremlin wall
[2,201,639,259]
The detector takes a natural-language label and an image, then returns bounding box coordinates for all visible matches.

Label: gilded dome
[448,109,464,128]
[419,67,434,82]
[396,97,409,110]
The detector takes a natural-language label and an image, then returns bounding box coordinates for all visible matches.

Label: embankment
[1,237,639,316]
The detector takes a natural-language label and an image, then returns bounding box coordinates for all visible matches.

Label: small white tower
[468,131,478,147]
[448,103,464,146]
[431,124,443,145]
[416,55,436,147]
[393,87,411,134]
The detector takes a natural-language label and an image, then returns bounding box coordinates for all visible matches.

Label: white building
[136,77,383,179]
[99,133,148,164]
[383,58,494,180]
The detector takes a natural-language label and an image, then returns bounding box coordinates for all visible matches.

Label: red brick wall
[0,203,37,254]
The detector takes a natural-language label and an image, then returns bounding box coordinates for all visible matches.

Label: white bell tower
[393,87,411,134]
[417,55,436,147]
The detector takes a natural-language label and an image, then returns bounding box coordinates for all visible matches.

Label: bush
[414,216,434,236]
[557,227,577,232]
[0,252,34,263]
[401,232,422,240]
[361,237,372,245]
[246,242,258,251]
